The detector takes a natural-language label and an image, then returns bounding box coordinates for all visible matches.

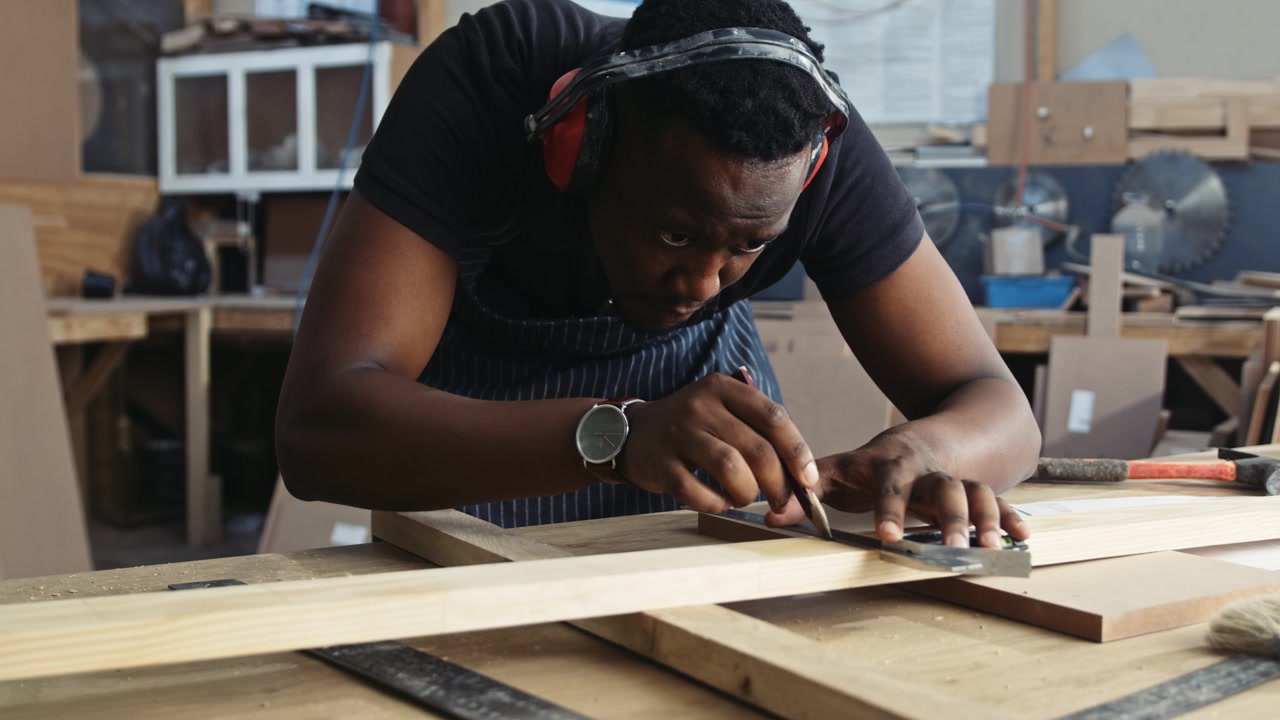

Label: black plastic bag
[126,197,212,296]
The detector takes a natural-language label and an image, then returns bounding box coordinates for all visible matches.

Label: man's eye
[733,239,771,255]
[660,232,692,247]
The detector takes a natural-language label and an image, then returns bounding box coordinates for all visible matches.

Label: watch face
[576,404,629,464]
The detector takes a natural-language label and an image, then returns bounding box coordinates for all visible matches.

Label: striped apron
[418,249,783,528]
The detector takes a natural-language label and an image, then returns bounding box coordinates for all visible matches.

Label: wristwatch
[575,398,644,485]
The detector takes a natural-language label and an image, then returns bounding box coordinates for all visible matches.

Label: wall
[996,0,1280,83]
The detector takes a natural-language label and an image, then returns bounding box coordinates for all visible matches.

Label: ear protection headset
[524,27,852,197]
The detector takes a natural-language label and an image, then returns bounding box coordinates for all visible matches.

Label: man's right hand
[617,373,820,513]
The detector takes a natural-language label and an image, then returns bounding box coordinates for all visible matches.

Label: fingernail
[982,530,1002,548]
[949,532,970,548]
[803,461,819,488]
[879,520,901,541]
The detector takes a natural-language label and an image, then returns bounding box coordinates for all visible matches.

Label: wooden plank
[987,81,1129,165]
[1245,361,1280,446]
[1237,271,1280,291]
[1263,307,1280,366]
[184,306,218,546]
[0,176,160,296]
[0,536,941,684]
[0,205,91,579]
[1176,356,1241,417]
[63,341,128,416]
[372,509,1010,720]
[1035,0,1057,81]
[890,552,1280,643]
[5,495,1280,684]
[1129,97,1280,130]
[698,517,1280,642]
[212,305,294,336]
[46,311,146,344]
[1129,97,1251,161]
[993,316,1260,358]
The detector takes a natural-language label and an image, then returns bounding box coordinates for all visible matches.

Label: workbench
[43,297,1266,552]
[2,457,1277,719]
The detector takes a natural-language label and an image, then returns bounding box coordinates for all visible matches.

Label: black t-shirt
[353,0,924,310]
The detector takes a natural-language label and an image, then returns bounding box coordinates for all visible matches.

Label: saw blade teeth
[1111,149,1229,273]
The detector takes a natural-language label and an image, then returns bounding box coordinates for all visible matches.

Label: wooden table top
[2,456,1278,719]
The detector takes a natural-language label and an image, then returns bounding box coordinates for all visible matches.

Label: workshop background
[3,0,1280,580]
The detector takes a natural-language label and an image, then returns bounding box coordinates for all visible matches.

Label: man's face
[587,99,811,332]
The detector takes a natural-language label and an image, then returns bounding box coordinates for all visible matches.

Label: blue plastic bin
[981,275,1077,309]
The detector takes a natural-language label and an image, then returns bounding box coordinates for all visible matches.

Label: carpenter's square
[169,579,591,720]
[718,508,1032,577]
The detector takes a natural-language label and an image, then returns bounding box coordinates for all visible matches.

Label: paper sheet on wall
[791,0,996,125]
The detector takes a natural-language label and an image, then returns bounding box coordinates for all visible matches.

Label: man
[275,0,1041,549]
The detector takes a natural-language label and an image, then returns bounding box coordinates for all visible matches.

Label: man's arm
[275,191,814,513]
[275,190,605,510]
[773,234,1040,547]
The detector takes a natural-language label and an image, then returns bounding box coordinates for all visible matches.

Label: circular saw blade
[993,171,1069,240]
[898,167,960,247]
[1112,150,1230,273]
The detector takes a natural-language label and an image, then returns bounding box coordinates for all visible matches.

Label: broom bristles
[1206,594,1280,658]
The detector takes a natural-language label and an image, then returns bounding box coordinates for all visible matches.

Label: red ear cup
[540,69,588,192]
[802,135,828,191]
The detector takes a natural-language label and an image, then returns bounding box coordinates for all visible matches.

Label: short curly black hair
[621,0,834,162]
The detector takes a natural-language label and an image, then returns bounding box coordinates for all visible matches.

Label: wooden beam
[184,307,217,546]
[1035,0,1057,82]
[1175,356,1241,418]
[4,496,1280,684]
[0,536,940,683]
[63,342,128,416]
[372,510,1005,720]
[46,312,146,345]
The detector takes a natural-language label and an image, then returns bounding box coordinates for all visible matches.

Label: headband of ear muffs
[525,27,852,197]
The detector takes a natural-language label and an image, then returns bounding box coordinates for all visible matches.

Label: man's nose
[667,250,726,304]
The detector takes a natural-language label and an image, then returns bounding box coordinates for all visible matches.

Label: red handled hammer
[1031,448,1280,496]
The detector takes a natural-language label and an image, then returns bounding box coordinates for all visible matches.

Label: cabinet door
[246,70,300,172]
[315,64,375,170]
[173,74,230,176]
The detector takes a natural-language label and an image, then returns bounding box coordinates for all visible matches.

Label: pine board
[3,496,1280,685]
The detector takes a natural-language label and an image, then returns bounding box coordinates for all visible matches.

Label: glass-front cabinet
[157,41,416,194]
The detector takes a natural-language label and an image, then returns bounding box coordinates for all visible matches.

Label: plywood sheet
[987,81,1129,165]
[904,551,1280,642]
[0,0,80,181]
[0,205,91,579]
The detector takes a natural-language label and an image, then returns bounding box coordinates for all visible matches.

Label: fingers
[877,468,971,548]
[715,373,818,492]
[964,480,1002,549]
[662,462,734,515]
[685,433,761,509]
[764,494,807,527]
[998,497,1031,540]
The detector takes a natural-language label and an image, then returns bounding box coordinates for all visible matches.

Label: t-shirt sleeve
[797,106,926,305]
[353,0,613,257]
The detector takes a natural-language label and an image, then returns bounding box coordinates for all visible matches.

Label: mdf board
[986,81,1129,165]
[0,0,80,181]
[755,302,892,458]
[1042,235,1168,458]
[258,476,371,553]
[0,206,91,579]
[905,551,1280,642]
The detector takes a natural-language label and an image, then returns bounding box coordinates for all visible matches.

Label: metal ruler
[1057,655,1280,720]
[719,509,1032,577]
[170,579,591,720]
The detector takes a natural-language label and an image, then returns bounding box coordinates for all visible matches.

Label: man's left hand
[763,427,1031,549]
